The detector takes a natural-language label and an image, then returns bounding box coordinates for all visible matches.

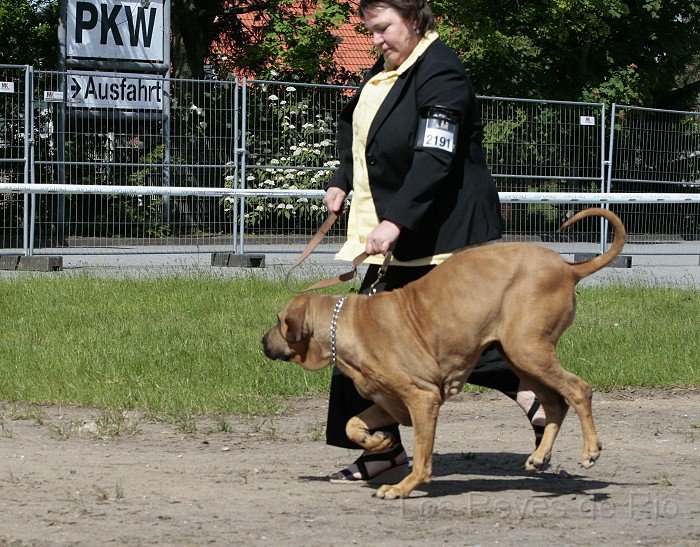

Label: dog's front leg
[346,404,400,452]
[375,393,440,500]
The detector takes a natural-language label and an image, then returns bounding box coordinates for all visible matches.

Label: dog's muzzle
[262,331,292,361]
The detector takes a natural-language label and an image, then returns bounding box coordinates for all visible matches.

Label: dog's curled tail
[560,207,627,281]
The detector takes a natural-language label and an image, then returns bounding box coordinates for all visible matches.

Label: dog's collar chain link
[330,296,347,367]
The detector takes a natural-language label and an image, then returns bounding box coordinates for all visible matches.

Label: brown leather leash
[285,212,392,293]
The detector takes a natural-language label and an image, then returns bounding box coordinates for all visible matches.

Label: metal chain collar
[330,296,347,367]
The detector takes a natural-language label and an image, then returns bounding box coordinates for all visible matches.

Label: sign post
[54,0,172,242]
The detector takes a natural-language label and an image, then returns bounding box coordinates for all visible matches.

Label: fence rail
[1,65,698,259]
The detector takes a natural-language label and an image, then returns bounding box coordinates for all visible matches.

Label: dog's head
[262,294,332,371]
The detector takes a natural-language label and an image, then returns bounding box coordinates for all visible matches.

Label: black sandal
[329,443,409,484]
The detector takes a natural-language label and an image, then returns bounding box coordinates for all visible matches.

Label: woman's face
[362,3,420,68]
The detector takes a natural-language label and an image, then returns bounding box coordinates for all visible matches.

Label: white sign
[66,0,165,62]
[580,116,596,126]
[67,71,163,109]
[44,91,65,102]
[0,81,15,93]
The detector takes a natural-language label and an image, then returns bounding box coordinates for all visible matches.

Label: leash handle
[284,213,392,293]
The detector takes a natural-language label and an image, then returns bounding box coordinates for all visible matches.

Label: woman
[323,0,545,483]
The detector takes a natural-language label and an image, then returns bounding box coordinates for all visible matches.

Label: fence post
[598,102,608,256]
[239,77,248,254]
[23,65,32,256]
[232,77,240,254]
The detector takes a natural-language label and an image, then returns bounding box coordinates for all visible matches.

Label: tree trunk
[170,0,220,78]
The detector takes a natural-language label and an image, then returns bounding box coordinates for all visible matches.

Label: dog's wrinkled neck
[330,296,347,368]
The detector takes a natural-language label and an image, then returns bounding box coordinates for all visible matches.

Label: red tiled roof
[332,11,375,74]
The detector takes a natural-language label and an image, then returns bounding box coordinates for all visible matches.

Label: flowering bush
[224,84,348,232]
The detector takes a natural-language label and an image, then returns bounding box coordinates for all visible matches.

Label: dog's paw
[374,484,407,500]
[580,451,600,469]
[580,440,602,469]
[365,431,396,452]
[525,453,551,472]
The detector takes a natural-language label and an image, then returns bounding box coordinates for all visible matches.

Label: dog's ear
[283,295,311,344]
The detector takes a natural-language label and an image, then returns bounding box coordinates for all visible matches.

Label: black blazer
[327,39,503,261]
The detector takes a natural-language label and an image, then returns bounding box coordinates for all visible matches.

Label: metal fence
[608,104,700,243]
[1,65,698,258]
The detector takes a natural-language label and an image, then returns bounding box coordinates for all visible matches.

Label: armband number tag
[416,117,457,154]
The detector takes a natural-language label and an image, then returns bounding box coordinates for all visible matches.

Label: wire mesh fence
[608,105,700,243]
[30,71,240,249]
[0,65,30,250]
[0,66,698,257]
[480,97,606,241]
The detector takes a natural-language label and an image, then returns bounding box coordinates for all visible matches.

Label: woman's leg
[468,345,547,446]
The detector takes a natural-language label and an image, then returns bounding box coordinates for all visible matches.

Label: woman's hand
[323,187,347,215]
[366,220,401,256]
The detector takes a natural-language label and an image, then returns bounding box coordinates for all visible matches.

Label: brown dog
[263,208,626,499]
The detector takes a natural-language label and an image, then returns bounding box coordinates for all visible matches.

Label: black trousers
[326,263,521,449]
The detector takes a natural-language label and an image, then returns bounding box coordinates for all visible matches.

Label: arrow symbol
[70,77,81,99]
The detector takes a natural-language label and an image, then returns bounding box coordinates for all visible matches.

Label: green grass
[559,284,699,389]
[0,274,698,416]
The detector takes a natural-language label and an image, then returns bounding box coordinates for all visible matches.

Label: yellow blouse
[335,32,461,267]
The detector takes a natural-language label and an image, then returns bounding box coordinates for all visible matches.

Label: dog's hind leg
[346,404,401,453]
[506,343,602,470]
[520,380,569,471]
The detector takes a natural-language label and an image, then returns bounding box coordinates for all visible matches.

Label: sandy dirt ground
[1,389,699,546]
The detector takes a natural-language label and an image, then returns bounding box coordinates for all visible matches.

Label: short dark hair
[358,0,436,35]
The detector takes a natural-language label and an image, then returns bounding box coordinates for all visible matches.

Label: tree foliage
[0,0,58,66]
[432,0,700,109]
[2,0,698,107]
[172,0,353,83]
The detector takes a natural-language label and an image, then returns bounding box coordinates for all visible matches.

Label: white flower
[277,203,286,209]
[286,86,296,92]
[270,159,280,165]
[268,95,279,101]
[293,148,302,156]
[289,185,298,191]
[285,204,294,209]
[279,100,287,106]
[225,175,234,182]
[247,175,255,181]
[296,197,308,203]
[199,121,208,130]
[311,204,320,211]
[302,123,314,130]
[320,139,332,147]
[255,205,264,211]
